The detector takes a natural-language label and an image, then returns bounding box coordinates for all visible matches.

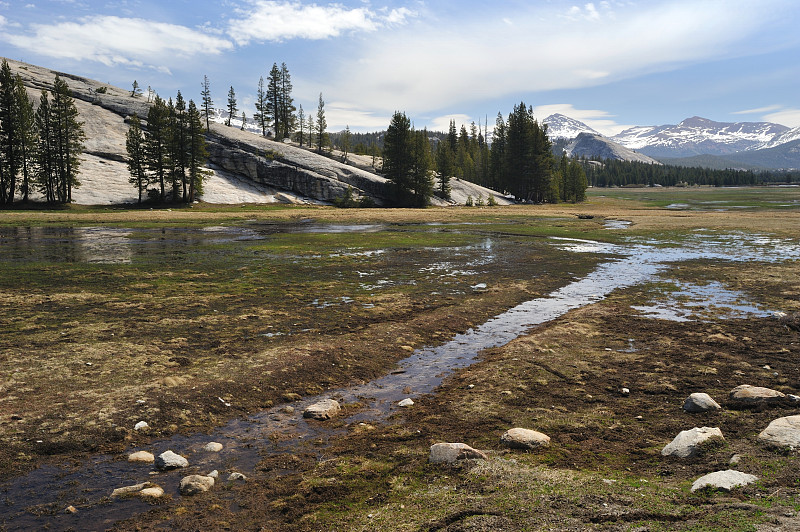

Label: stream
[1,229,798,530]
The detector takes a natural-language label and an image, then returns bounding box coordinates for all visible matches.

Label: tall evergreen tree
[34,90,56,203]
[0,59,20,204]
[435,138,454,199]
[50,75,85,203]
[225,86,237,127]
[200,75,213,130]
[316,93,327,153]
[266,63,280,136]
[408,128,434,207]
[341,125,351,163]
[382,111,413,206]
[296,104,305,147]
[126,113,147,204]
[186,99,209,202]
[15,75,36,202]
[254,75,268,136]
[278,62,296,139]
[144,95,170,202]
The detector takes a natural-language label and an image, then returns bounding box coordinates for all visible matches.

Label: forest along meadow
[0,188,799,530]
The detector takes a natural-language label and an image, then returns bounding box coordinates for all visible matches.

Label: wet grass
[589,185,800,211]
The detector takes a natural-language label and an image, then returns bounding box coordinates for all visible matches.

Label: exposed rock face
[691,470,758,492]
[661,427,724,458]
[429,443,488,464]
[758,415,800,450]
[683,393,722,413]
[179,475,215,496]
[566,132,661,164]
[303,399,341,420]
[728,385,786,407]
[154,450,188,470]
[500,428,551,450]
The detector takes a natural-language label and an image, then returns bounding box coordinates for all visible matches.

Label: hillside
[3,58,510,206]
[566,132,660,164]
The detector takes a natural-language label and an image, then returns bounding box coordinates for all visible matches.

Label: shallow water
[1,227,799,530]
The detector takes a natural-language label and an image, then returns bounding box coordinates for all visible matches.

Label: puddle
[2,228,799,530]
[604,220,632,230]
[633,280,776,322]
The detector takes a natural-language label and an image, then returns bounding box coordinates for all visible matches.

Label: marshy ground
[1,187,800,531]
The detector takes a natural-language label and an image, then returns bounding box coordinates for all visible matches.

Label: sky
[1,0,799,136]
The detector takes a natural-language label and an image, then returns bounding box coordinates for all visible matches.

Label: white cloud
[3,15,233,72]
[427,114,472,133]
[732,105,782,115]
[763,108,800,128]
[326,0,794,118]
[325,101,390,131]
[228,1,416,45]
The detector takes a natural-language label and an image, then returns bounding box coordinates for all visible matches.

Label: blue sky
[1,0,799,135]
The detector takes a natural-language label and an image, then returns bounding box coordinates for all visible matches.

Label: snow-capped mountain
[761,125,800,150]
[542,113,599,139]
[611,116,790,158]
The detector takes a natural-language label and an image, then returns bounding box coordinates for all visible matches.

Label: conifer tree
[306,114,315,149]
[0,59,20,204]
[34,90,56,203]
[316,93,327,153]
[296,104,305,147]
[15,75,36,202]
[435,139,454,199]
[50,75,85,203]
[200,75,213,130]
[126,113,147,204]
[278,62,296,139]
[341,125,351,163]
[186,99,208,202]
[267,63,280,135]
[225,86,237,127]
[382,111,413,205]
[144,95,170,202]
[254,76,268,136]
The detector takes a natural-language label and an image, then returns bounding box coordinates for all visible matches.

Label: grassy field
[2,187,800,531]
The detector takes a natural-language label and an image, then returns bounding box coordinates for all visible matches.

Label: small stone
[228,472,247,481]
[282,392,302,402]
[303,399,341,420]
[500,428,551,450]
[111,482,151,497]
[621,387,630,396]
[134,421,149,431]
[208,470,219,479]
[661,427,724,458]
[467,384,475,389]
[65,505,78,514]
[729,454,742,466]
[763,365,772,370]
[398,398,414,407]
[400,345,414,352]
[429,442,487,464]
[282,406,295,414]
[138,486,164,498]
[500,390,513,395]
[683,393,722,413]
[128,451,155,463]
[179,475,215,496]
[203,442,223,452]
[155,450,188,470]
[691,470,758,492]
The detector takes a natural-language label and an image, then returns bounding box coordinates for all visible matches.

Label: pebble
[398,398,414,407]
[65,505,78,514]
[155,450,189,470]
[134,421,149,431]
[228,472,247,481]
[203,442,223,452]
[128,451,155,463]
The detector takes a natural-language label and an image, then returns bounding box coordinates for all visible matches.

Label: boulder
[154,450,188,470]
[429,443,488,464]
[203,442,223,452]
[228,472,247,481]
[500,428,551,450]
[128,450,155,463]
[398,398,414,407]
[683,393,722,413]
[303,399,341,420]
[661,427,724,458]
[179,475,215,496]
[134,421,149,431]
[138,486,165,498]
[758,415,800,450]
[729,385,785,407]
[691,470,758,492]
[111,482,151,497]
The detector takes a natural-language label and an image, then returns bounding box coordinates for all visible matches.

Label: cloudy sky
[1,0,798,135]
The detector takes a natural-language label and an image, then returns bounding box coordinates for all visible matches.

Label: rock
[128,451,155,463]
[398,398,414,407]
[155,450,188,470]
[758,415,800,450]
[228,472,247,481]
[179,475,215,496]
[661,427,724,458]
[65,505,78,514]
[203,442,223,452]
[111,482,151,497]
[729,384,785,406]
[691,470,758,492]
[282,406,295,414]
[683,393,722,413]
[134,421,149,431]
[620,387,630,396]
[729,454,742,466]
[282,392,302,402]
[208,470,219,479]
[138,486,165,498]
[500,428,551,450]
[429,443,488,464]
[303,399,341,420]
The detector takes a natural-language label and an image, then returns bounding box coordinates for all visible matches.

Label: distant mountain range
[542,114,800,170]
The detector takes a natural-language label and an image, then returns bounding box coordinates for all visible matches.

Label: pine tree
[15,75,37,202]
[186,100,209,202]
[0,59,20,204]
[306,114,315,149]
[296,104,305,147]
[316,93,327,153]
[50,75,85,203]
[34,90,56,203]
[342,125,351,163]
[125,113,147,204]
[408,128,434,207]
[267,63,280,136]
[200,75,213,130]
[131,80,141,97]
[144,95,170,202]
[240,111,246,131]
[382,111,413,206]
[435,139,454,199]
[278,62,296,140]
[225,86,237,127]
[254,76,268,136]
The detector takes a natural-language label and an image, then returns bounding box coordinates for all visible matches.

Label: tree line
[0,59,85,205]
[380,103,587,207]
[584,158,798,187]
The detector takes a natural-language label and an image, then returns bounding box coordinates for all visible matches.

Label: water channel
[1,225,798,530]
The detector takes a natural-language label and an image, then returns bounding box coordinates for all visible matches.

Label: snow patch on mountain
[565,133,661,164]
[543,113,600,139]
